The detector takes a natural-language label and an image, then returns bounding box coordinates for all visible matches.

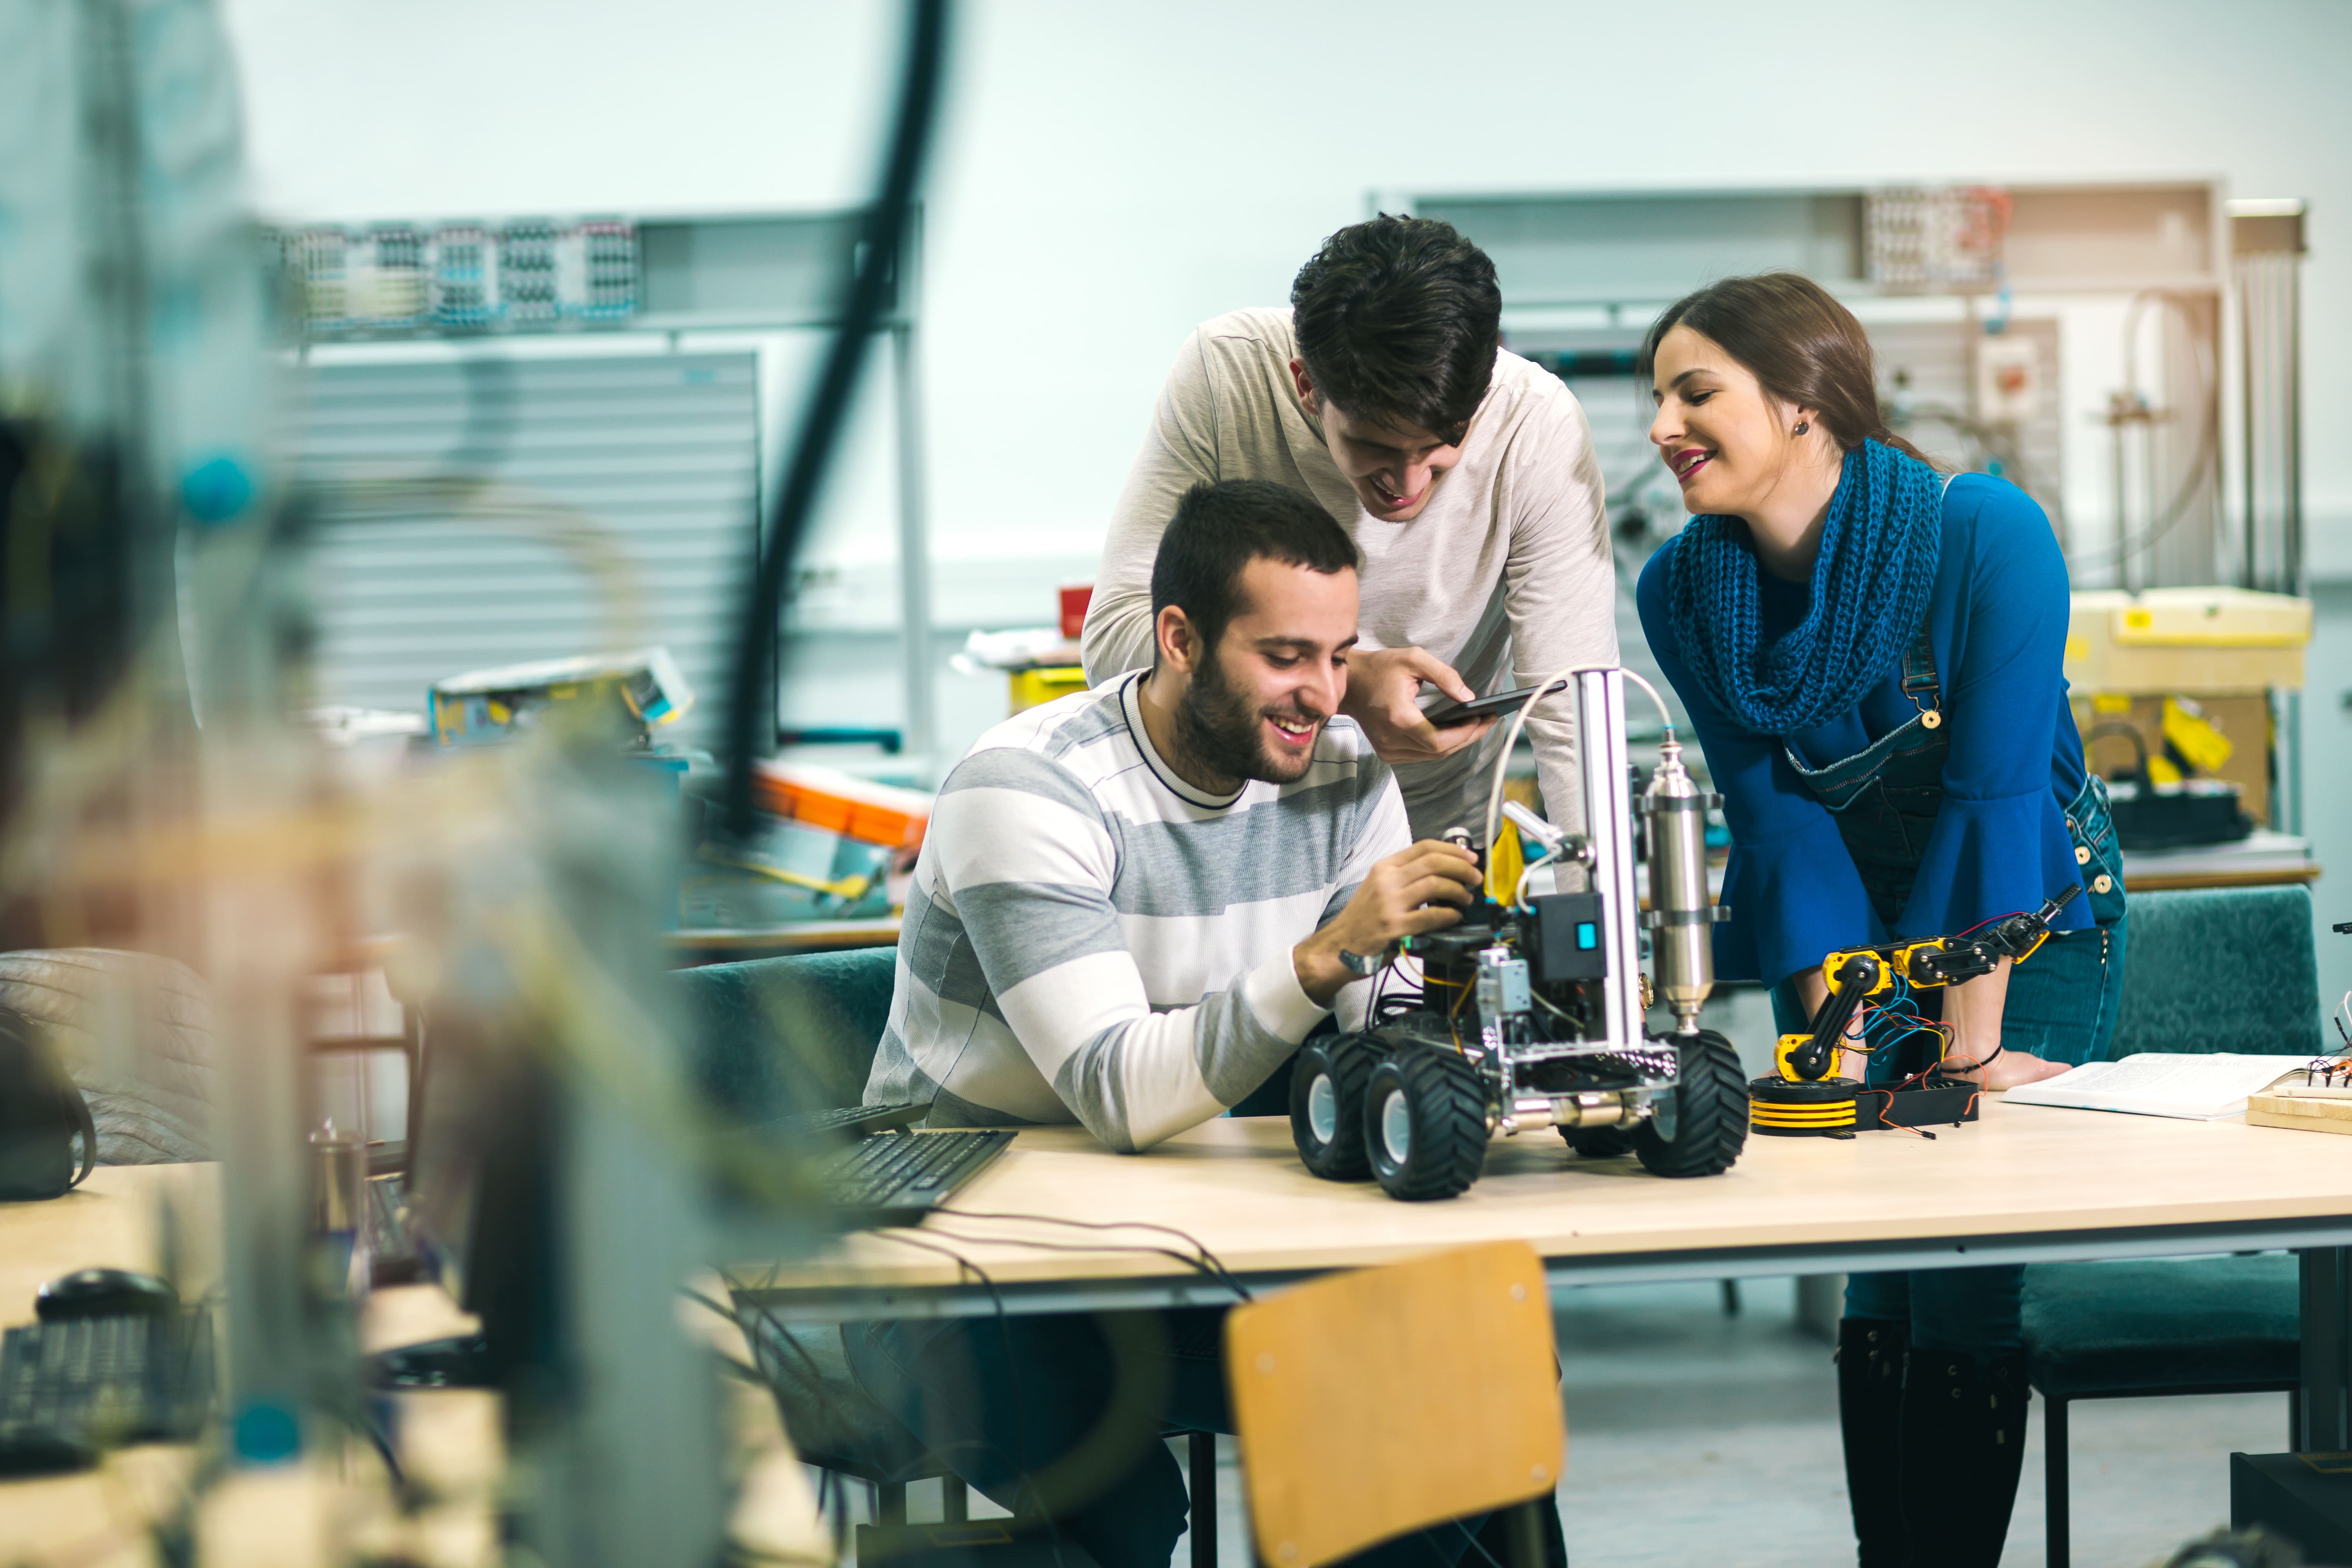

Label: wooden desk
[734,1099,2352,1319]
[731,1098,2352,1452]
[2123,829,2320,892]
[669,916,902,962]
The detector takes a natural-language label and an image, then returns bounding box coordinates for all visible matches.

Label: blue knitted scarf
[1661,439,1943,738]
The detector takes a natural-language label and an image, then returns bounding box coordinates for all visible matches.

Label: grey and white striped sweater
[864,671,1410,1152]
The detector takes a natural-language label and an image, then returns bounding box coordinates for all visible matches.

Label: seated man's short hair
[1149,480,1359,659]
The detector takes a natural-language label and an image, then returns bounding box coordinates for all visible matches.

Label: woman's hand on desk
[1294,839,1481,1007]
[1936,959,2070,1089]
[1939,1048,2074,1091]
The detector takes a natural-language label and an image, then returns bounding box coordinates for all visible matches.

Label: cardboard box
[2074,692,2272,826]
[2065,588,2310,693]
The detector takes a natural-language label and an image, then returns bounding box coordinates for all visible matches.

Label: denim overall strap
[1781,627,1950,926]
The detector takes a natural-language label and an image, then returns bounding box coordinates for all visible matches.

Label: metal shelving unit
[276,208,935,765]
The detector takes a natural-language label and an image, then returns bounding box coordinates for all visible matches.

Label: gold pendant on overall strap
[1920,709,1942,729]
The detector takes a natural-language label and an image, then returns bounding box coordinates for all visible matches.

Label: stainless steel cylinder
[1643,737,1717,1034]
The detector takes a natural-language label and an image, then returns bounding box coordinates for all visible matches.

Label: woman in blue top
[1633,274,2128,1568]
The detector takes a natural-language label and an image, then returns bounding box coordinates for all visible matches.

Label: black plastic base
[1751,1073,1987,1136]
[1855,1077,1984,1131]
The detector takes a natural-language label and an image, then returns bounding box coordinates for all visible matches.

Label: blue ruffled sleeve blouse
[1634,473,2089,989]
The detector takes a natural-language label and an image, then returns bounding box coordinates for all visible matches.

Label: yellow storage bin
[1009,666,1089,713]
[2064,588,2310,694]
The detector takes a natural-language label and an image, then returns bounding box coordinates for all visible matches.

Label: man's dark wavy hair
[1150,480,1358,662]
[1290,215,1501,446]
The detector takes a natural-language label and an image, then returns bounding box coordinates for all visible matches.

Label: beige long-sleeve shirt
[1081,307,1617,838]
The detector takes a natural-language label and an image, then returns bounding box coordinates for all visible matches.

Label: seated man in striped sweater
[849,478,1501,1568]
[862,477,1481,1152]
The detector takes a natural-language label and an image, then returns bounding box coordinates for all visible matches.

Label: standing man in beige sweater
[1081,214,1618,840]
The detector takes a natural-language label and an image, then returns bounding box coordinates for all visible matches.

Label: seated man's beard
[1173,652,1315,786]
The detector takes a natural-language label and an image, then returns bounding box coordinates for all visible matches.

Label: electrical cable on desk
[704,1270,976,1559]
[677,1284,774,1382]
[920,1227,1249,1305]
[713,1262,863,1546]
[689,1275,873,1557]
[933,1209,1254,1303]
[865,1229,1070,1568]
[1850,1088,1937,1140]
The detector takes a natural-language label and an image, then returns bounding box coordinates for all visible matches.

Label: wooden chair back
[1224,1239,1563,1568]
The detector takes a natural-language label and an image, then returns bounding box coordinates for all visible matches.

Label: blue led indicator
[1575,922,1598,950]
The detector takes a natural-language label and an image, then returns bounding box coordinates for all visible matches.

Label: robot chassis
[1289,668,1751,1202]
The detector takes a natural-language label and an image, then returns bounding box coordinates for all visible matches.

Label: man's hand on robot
[1292,839,1481,1006]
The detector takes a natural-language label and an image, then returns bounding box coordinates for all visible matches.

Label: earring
[1793,421,1810,436]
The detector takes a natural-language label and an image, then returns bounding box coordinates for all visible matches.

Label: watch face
[1339,948,1376,977]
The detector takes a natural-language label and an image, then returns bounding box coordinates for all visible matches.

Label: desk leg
[1189,1432,1217,1568]
[2299,1248,2351,1452]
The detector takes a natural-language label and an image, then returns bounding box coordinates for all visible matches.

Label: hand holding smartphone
[1419,679,1571,730]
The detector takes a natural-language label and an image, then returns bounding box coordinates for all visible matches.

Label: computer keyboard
[0,1312,214,1474]
[820,1129,1015,1228]
[774,1101,932,1140]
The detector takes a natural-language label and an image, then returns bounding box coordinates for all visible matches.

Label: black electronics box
[1854,1078,1981,1132]
[2231,1450,2352,1562]
[2108,779,2254,851]
[1526,893,1607,982]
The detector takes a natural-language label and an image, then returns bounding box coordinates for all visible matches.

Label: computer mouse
[34,1267,179,1321]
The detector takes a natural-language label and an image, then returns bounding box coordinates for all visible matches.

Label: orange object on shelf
[751,762,932,850]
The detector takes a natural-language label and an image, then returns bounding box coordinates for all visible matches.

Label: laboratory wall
[225,0,2352,572]
[223,0,2352,1006]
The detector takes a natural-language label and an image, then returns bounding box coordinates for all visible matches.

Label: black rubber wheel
[1363,1047,1491,1201]
[1633,1029,1750,1178]
[1559,1124,1638,1159]
[1290,1035,1377,1180]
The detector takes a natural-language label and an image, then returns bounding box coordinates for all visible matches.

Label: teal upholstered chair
[2023,884,2323,1567]
[673,948,966,1531]
[675,949,1223,1563]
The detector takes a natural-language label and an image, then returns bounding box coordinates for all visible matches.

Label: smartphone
[1420,679,1570,729]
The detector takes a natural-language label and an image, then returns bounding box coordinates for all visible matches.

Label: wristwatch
[1336,946,1384,978]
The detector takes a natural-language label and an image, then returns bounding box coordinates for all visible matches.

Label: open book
[2000,1054,2312,1121]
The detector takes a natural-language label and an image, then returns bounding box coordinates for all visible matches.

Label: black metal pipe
[720,0,951,837]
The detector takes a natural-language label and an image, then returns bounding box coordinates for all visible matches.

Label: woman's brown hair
[1636,272,1937,467]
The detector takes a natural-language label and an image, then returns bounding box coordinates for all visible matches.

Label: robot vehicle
[1290,668,1751,1201]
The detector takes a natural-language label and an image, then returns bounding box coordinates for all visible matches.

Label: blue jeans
[845,1310,1510,1568]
